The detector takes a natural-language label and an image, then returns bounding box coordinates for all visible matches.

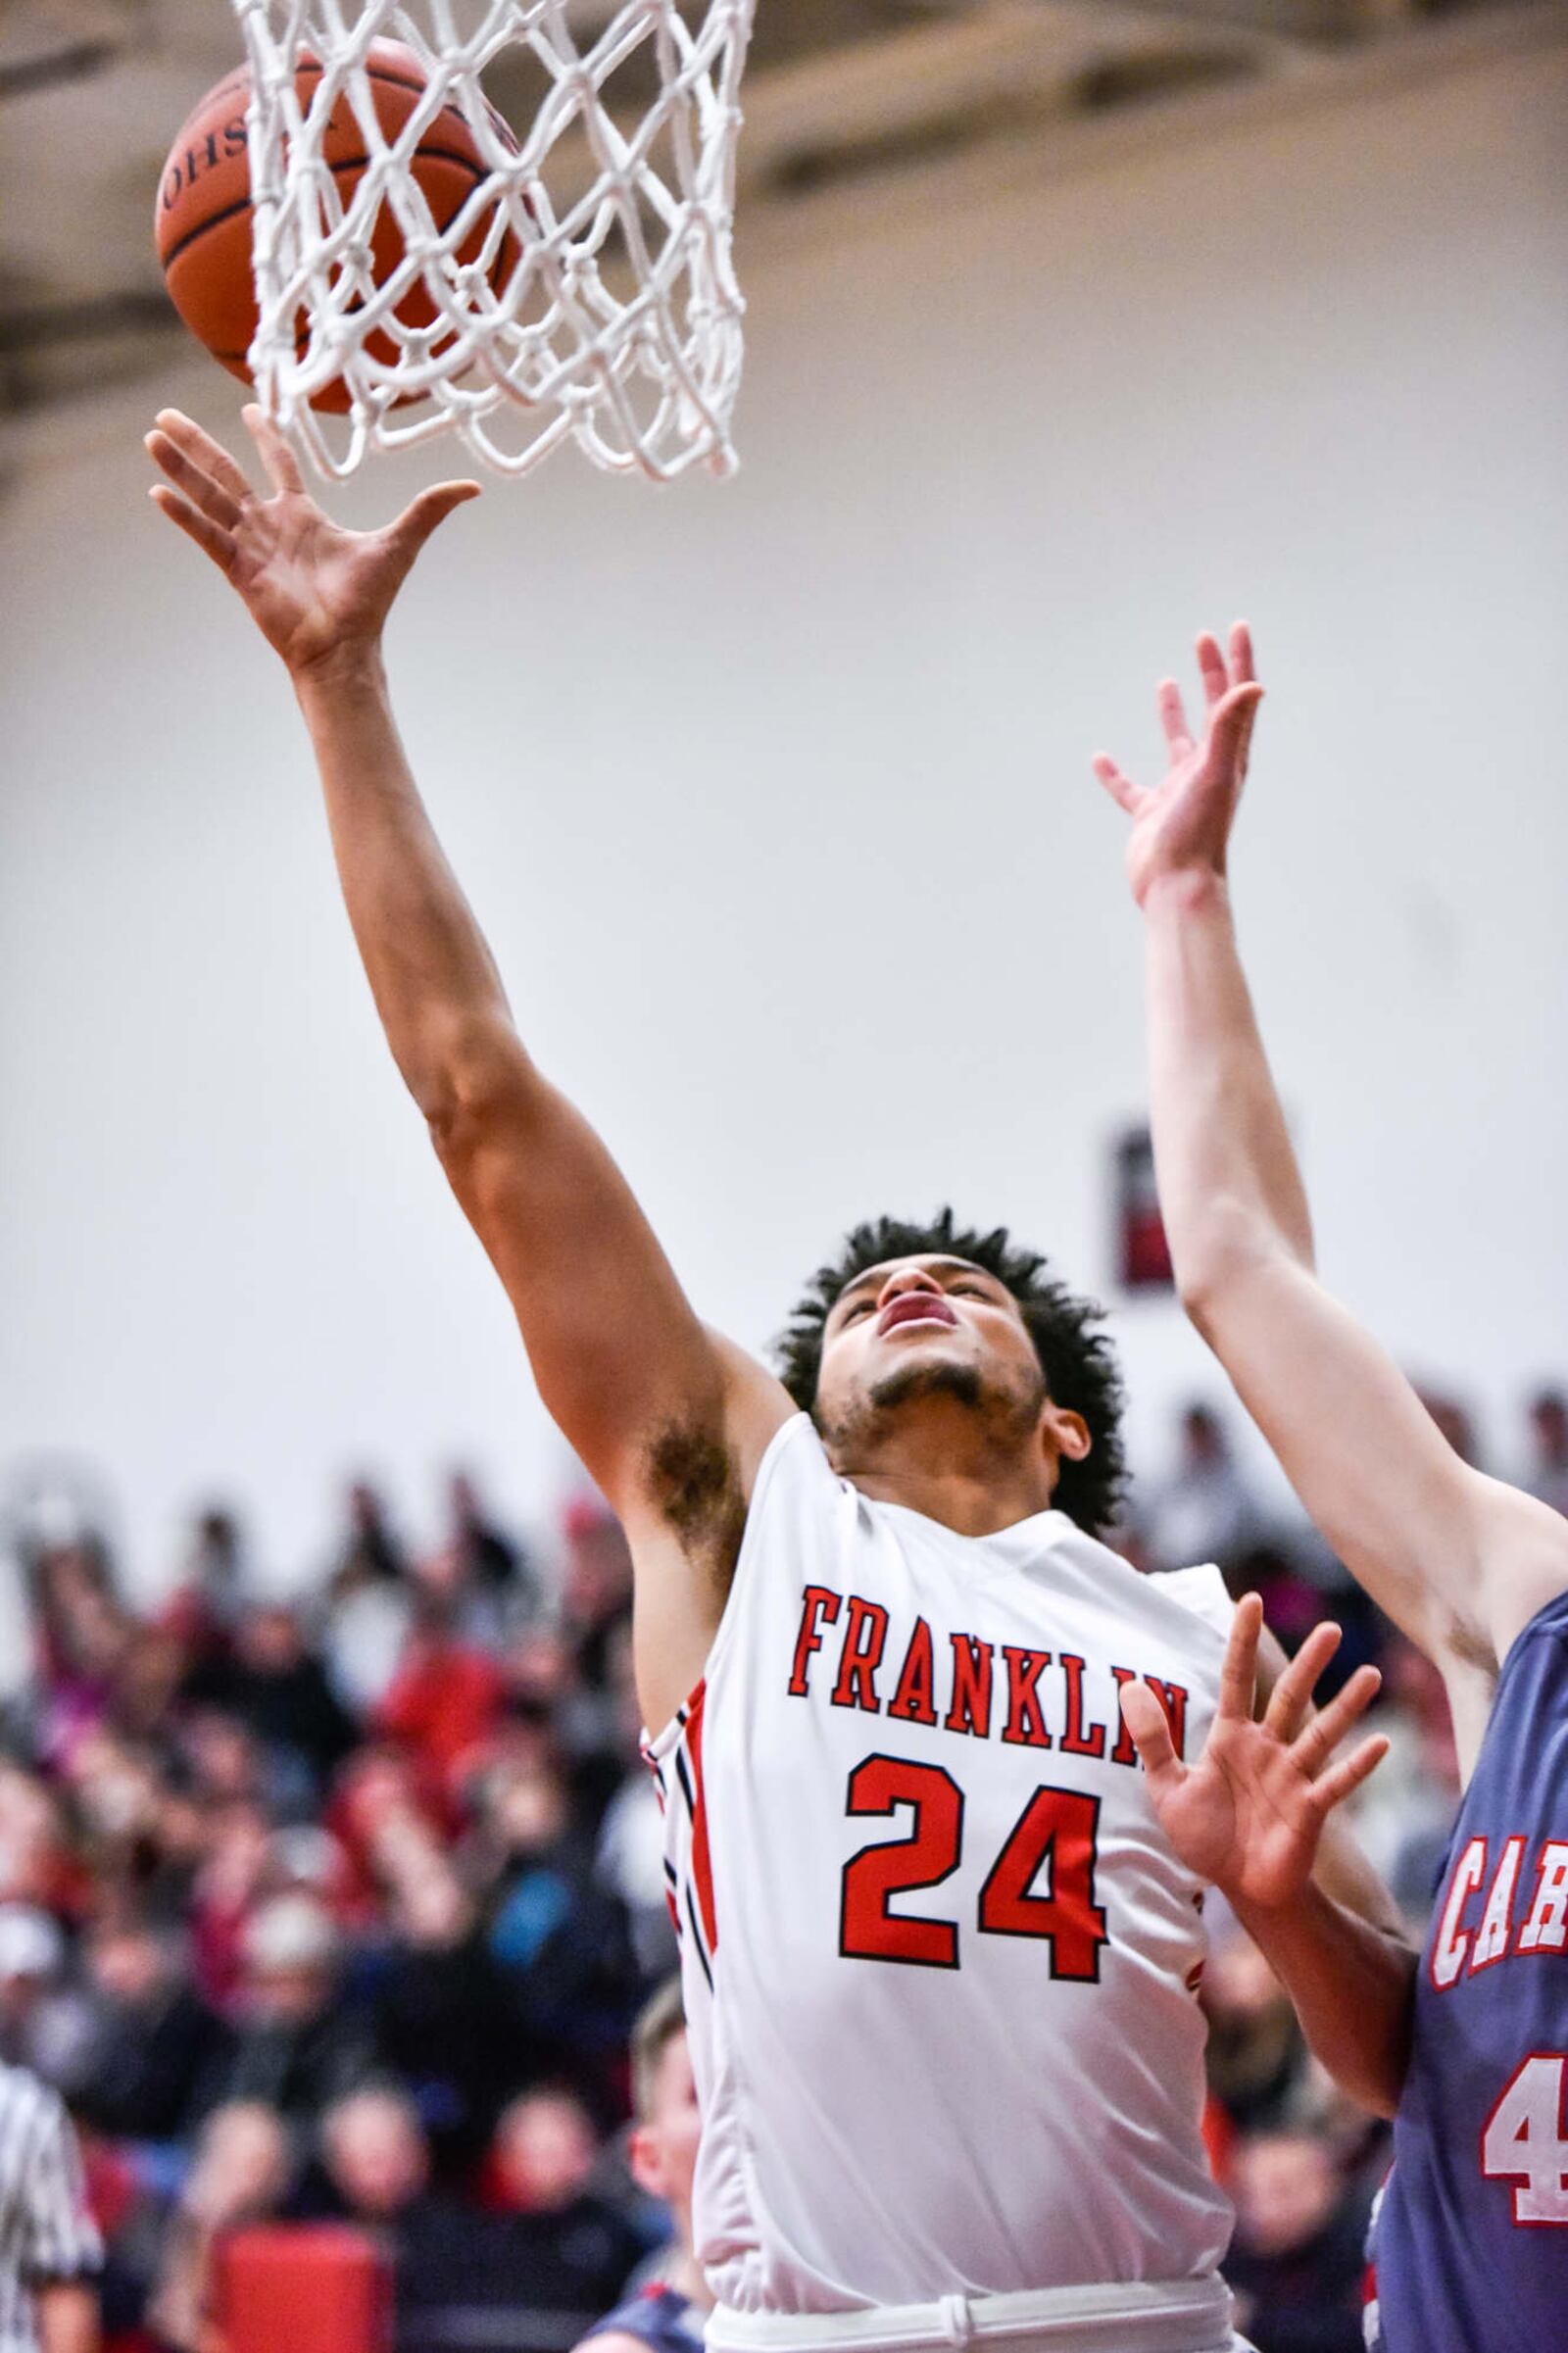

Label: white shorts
[706,2280,1252,2353]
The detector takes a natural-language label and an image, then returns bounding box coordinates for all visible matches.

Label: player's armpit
[1464,1470,1568,1667]
[625,1331,801,1733]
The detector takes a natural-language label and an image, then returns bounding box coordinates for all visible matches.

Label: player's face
[815,1255,1050,1433]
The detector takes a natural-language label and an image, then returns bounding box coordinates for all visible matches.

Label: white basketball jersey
[646,1414,1236,2316]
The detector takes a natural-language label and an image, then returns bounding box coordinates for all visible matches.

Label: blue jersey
[578,2282,706,2353]
[1369,1585,1568,2350]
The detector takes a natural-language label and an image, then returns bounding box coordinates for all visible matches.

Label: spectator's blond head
[631,1978,687,2125]
[627,1980,699,2226]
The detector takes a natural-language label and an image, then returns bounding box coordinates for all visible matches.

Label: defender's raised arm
[1094,626,1568,1771]
[146,409,790,1730]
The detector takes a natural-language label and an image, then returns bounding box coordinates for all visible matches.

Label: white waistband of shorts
[706,2279,1237,2353]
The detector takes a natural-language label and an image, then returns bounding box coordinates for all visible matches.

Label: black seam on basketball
[162,149,486,271]
[162,196,259,272]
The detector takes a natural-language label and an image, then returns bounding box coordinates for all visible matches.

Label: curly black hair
[775,1208,1128,1538]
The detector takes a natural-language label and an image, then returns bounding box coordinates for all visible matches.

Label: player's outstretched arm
[146,409,792,1729]
[1124,1595,1415,2120]
[1093,627,1568,1765]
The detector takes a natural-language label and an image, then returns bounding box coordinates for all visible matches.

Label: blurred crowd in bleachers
[3,1381,1565,2353]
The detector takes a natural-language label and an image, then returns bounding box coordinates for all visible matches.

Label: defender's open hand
[1092,622,1262,908]
[1121,1593,1388,1915]
[145,406,479,677]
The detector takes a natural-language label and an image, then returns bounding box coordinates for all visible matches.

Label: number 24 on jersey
[839,1756,1109,1979]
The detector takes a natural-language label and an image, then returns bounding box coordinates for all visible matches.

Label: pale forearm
[1143,867,1313,1301]
[292,647,521,1122]
[35,2282,99,2353]
[1232,1882,1415,2121]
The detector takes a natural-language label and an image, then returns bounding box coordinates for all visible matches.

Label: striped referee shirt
[0,2068,101,2353]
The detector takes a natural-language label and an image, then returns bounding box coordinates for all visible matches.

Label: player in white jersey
[652,1408,1240,2307]
[145,410,1415,2353]
[646,1237,1406,2341]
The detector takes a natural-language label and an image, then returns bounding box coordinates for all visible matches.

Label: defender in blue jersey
[584,2281,707,2353]
[1368,1586,1568,2344]
[1097,622,1568,2351]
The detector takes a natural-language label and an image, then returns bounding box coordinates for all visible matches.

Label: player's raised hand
[1092,623,1263,909]
[145,406,479,677]
[1120,1593,1388,1914]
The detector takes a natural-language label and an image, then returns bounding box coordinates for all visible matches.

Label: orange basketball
[155,42,518,413]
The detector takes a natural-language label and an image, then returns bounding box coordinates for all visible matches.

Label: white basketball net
[229,0,758,479]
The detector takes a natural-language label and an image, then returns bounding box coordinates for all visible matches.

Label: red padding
[218,2225,392,2353]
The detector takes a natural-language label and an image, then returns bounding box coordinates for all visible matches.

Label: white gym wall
[2,30,1565,1599]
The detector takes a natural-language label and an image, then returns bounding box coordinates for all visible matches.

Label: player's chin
[865,1348,984,1414]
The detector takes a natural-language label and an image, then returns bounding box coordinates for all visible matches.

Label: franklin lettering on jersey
[785,1582,1191,1762]
[648,1413,1237,2315]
